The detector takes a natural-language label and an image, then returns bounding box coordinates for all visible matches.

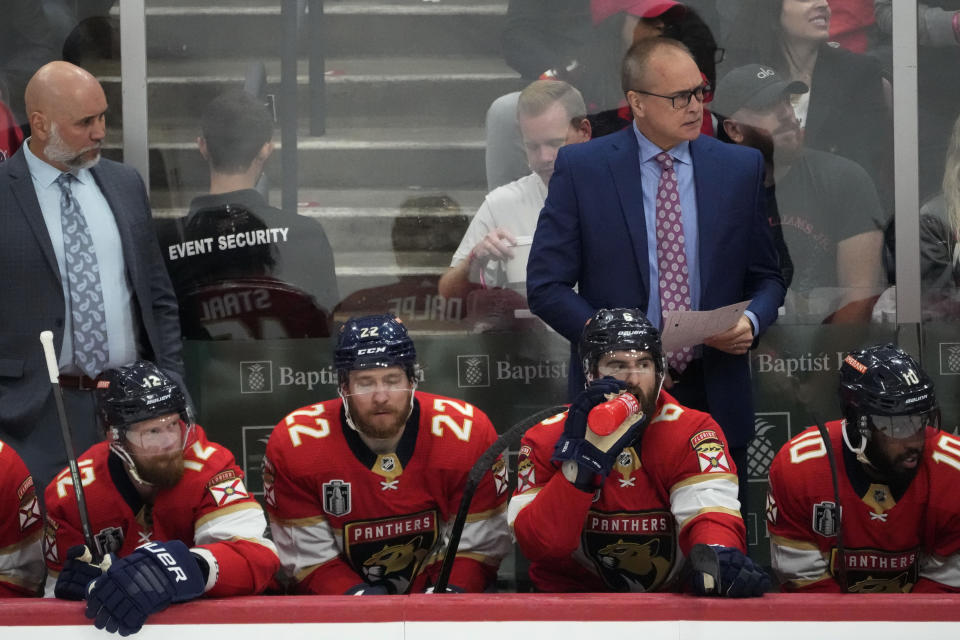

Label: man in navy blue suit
[526,37,785,499]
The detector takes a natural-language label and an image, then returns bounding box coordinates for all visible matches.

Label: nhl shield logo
[323,479,352,516]
[457,355,490,388]
[240,361,273,393]
[940,343,960,375]
[813,501,840,537]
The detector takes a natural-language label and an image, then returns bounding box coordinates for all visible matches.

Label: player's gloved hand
[687,544,770,598]
[423,584,465,593]
[345,582,392,595]
[55,545,109,600]
[84,540,205,636]
[552,378,644,491]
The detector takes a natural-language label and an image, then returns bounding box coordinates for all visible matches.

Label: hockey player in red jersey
[510,308,769,596]
[265,313,511,595]
[44,360,279,634]
[767,344,960,593]
[0,440,43,596]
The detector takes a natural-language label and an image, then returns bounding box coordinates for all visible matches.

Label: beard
[134,450,185,489]
[46,123,101,170]
[625,381,660,425]
[349,395,414,441]
[738,122,803,170]
[863,439,922,491]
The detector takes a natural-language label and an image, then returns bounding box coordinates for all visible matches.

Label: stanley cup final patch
[690,430,730,473]
[323,479,352,516]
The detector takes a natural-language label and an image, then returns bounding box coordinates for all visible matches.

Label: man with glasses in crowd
[44,361,279,634]
[527,38,785,505]
[767,344,960,593]
[509,308,769,595]
[263,313,511,594]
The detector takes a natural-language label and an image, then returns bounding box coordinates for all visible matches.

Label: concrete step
[97,56,520,127]
[105,124,487,190]
[142,2,507,59]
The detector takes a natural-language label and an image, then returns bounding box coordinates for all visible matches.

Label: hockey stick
[39,331,101,563]
[431,404,568,593]
[791,378,847,591]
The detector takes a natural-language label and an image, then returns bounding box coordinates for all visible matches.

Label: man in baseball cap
[714,64,885,324]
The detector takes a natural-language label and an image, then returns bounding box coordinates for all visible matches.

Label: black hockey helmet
[579,308,665,382]
[95,360,188,431]
[839,344,939,441]
[334,314,418,385]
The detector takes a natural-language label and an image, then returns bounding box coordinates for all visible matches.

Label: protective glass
[124,414,183,453]
[867,410,939,439]
[597,350,658,379]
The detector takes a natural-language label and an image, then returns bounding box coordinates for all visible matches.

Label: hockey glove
[55,545,110,600]
[345,582,392,595]
[552,378,644,491]
[85,540,205,636]
[687,544,770,598]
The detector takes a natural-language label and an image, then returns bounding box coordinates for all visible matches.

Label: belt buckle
[77,375,94,391]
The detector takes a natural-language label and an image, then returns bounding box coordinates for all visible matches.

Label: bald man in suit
[0,61,184,490]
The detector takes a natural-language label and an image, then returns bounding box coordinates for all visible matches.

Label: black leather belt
[58,374,98,390]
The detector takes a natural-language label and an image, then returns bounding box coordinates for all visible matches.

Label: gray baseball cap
[711,64,808,118]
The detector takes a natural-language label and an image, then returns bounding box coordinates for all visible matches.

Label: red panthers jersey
[0,441,43,596]
[767,422,960,593]
[509,391,745,592]
[264,391,511,594]
[43,425,279,597]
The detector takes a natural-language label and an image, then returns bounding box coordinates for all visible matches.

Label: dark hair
[724,0,789,73]
[663,7,719,89]
[200,91,273,173]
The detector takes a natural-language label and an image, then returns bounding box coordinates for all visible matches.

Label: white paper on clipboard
[660,300,752,352]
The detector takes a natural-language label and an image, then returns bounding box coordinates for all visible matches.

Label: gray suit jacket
[0,148,184,438]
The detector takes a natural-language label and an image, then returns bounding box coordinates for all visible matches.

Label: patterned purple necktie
[654,152,694,373]
[56,173,108,377]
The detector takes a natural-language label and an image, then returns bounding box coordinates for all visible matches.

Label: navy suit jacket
[527,127,785,448]
[0,148,185,438]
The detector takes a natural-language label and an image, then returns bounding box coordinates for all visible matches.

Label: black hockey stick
[792,378,847,591]
[40,331,101,563]
[432,404,568,593]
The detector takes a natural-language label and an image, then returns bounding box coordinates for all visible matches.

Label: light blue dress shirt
[633,123,758,338]
[633,123,700,330]
[23,140,140,374]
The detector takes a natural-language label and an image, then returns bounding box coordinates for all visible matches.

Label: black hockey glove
[55,545,108,600]
[85,540,205,636]
[551,378,644,492]
[345,582,393,595]
[687,544,770,598]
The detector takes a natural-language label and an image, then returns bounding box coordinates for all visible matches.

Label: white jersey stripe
[669,476,740,529]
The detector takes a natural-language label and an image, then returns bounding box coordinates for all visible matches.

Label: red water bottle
[588,393,641,436]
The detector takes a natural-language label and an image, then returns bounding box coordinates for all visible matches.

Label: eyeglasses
[630,83,711,110]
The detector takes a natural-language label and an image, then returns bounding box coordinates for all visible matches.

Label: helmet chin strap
[109,437,155,487]
[841,418,878,470]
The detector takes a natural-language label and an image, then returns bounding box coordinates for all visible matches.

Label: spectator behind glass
[915,112,960,319]
[441,80,590,303]
[486,0,720,190]
[724,0,893,214]
[874,1,960,202]
[828,0,877,53]
[160,90,339,339]
[714,64,885,325]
